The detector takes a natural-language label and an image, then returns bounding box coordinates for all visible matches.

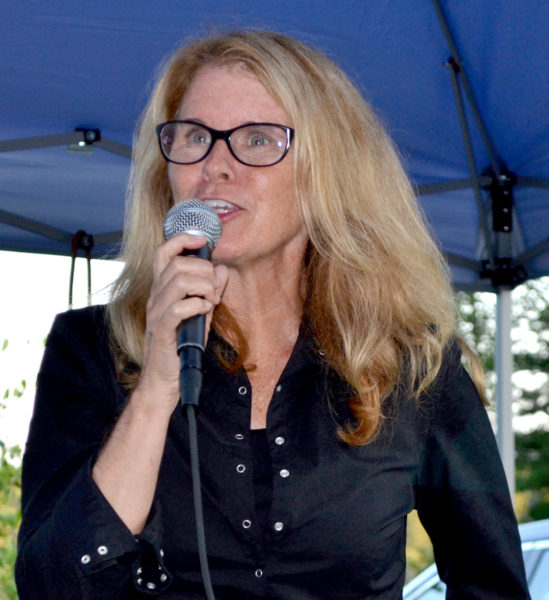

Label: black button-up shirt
[16,305,530,599]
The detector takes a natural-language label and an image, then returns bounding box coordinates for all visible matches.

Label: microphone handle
[178,242,211,409]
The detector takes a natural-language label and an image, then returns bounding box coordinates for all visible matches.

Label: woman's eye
[190,131,210,145]
[248,134,270,146]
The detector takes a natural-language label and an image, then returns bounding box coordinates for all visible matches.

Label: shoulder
[50,303,108,331]
[43,304,114,375]
[434,338,481,405]
[38,304,125,415]
[419,338,491,445]
[48,304,109,345]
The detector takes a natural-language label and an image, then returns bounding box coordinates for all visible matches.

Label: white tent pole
[495,287,515,501]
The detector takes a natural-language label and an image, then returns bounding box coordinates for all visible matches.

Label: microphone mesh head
[163,199,222,249]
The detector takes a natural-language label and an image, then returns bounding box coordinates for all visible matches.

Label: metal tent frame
[2,1,549,496]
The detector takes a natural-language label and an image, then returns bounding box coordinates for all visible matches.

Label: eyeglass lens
[159,122,290,166]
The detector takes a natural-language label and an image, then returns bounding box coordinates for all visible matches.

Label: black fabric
[249,429,273,541]
[16,305,530,599]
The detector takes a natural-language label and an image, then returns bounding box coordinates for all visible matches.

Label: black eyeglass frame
[156,120,295,167]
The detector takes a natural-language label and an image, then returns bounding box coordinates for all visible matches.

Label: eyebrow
[173,118,270,128]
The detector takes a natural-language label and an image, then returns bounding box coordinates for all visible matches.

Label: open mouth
[203,199,239,216]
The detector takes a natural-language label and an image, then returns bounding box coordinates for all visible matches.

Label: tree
[512,280,549,520]
[456,278,549,522]
[405,278,549,579]
[0,339,22,600]
[0,441,21,600]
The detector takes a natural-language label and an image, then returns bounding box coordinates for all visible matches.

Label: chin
[211,242,241,264]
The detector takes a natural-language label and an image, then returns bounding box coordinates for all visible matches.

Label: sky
[0,250,123,450]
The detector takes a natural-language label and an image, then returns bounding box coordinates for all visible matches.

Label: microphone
[163,199,222,408]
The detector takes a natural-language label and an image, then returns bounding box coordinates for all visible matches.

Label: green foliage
[455,290,496,391]
[0,339,21,599]
[457,279,549,523]
[513,281,549,521]
[0,442,21,600]
[455,290,496,361]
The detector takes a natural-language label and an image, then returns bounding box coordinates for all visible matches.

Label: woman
[16,31,529,599]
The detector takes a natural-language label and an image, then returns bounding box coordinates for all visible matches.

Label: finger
[153,234,209,280]
[148,273,219,329]
[203,265,229,334]
[145,296,214,365]
[152,257,220,300]
[159,296,214,335]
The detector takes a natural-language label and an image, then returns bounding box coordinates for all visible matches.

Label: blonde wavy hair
[109,30,474,445]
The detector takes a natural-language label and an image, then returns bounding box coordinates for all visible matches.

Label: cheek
[257,163,296,206]
[273,177,299,221]
[167,165,179,196]
[167,164,195,199]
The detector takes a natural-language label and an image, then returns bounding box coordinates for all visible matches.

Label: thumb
[214,264,230,300]
[204,264,230,339]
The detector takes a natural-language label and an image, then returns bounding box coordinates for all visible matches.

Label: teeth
[203,199,237,214]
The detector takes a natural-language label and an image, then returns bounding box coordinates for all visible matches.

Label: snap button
[275,436,285,445]
[238,386,247,395]
[279,469,290,478]
[236,464,246,473]
[160,573,168,582]
[147,582,156,590]
[159,548,165,557]
[273,521,284,532]
[255,569,264,578]
[235,433,244,440]
[242,519,252,529]
[97,545,108,555]
[275,384,282,392]
[80,554,91,565]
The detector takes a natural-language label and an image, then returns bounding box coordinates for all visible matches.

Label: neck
[216,253,306,357]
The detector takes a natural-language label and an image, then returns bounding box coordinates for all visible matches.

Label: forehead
[177,64,291,127]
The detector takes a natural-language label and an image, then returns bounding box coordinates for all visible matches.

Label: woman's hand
[137,232,229,415]
[92,233,228,534]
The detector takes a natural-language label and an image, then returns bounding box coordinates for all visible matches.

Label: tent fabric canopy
[2,0,549,497]
[2,0,548,293]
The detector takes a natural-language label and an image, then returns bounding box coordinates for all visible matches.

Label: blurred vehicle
[403,518,549,600]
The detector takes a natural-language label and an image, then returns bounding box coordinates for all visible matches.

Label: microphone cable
[186,404,217,600]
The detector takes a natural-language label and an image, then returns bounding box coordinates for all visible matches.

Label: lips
[202,199,239,216]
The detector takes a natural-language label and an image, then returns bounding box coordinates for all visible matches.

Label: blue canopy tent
[1,0,549,494]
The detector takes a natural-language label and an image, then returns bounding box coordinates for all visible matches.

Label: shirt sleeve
[15,307,173,599]
[415,343,530,600]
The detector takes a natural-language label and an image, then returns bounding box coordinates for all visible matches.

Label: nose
[202,138,236,181]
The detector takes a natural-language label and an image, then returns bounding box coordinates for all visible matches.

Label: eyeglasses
[156,120,294,167]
